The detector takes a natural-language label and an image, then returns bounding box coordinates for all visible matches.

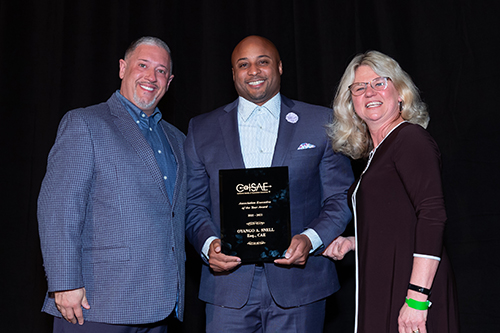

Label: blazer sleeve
[38,110,94,292]
[184,118,219,254]
[306,134,354,250]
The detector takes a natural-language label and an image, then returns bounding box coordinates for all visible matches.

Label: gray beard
[134,92,157,110]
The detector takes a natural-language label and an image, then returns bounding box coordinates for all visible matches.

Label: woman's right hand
[322,236,355,260]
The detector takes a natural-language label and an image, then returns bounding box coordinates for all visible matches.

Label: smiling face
[351,65,402,128]
[231,36,282,106]
[119,43,174,115]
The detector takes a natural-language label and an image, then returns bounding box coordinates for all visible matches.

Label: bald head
[231,36,281,66]
[231,35,283,106]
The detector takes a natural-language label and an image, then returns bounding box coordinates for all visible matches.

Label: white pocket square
[297,142,316,150]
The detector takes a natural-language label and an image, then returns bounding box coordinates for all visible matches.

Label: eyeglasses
[348,77,391,96]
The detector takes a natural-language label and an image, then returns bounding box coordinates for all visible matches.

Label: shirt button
[141,114,146,118]
[164,176,167,180]
[149,127,153,131]
[158,150,162,154]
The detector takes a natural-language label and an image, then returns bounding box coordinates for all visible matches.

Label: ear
[119,59,127,79]
[166,75,174,91]
[278,61,283,75]
[232,67,235,81]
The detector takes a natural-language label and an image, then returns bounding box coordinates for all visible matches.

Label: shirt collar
[115,90,163,124]
[238,92,281,122]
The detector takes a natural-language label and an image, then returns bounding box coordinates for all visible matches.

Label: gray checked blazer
[38,93,187,324]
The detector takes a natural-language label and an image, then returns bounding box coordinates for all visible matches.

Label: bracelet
[405,297,432,310]
[408,283,431,295]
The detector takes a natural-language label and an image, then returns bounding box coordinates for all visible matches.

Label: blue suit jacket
[184,95,354,308]
[38,93,187,324]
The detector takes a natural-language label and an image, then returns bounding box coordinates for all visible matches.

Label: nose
[364,84,377,97]
[247,64,261,76]
[144,67,157,82]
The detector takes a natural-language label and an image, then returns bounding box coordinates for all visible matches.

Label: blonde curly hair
[326,51,429,159]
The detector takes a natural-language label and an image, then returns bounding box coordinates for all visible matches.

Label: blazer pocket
[291,147,319,158]
[84,246,131,263]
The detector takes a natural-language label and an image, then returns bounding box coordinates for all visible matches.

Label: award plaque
[219,166,291,263]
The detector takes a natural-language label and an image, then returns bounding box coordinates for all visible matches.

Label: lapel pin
[285,112,299,124]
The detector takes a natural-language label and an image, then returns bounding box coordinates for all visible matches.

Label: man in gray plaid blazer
[38,36,186,332]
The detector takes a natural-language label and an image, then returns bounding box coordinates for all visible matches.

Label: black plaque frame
[219,167,291,263]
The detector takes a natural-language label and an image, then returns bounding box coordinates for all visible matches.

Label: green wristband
[405,297,432,310]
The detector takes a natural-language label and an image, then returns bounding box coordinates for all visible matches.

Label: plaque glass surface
[219,166,291,263]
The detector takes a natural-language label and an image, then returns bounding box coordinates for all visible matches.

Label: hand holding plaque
[219,167,291,263]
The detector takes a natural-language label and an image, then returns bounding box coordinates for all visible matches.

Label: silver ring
[412,330,420,333]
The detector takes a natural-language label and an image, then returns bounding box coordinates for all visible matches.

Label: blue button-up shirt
[116,91,177,202]
[237,93,281,168]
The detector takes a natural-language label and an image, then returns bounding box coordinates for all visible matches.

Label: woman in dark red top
[324,51,459,333]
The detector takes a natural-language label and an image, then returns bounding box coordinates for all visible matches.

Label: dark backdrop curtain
[1,1,498,332]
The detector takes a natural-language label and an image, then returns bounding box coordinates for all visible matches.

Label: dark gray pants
[205,266,326,333]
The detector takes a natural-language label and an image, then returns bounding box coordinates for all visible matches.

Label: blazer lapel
[220,101,245,169]
[160,122,184,207]
[108,95,170,201]
[271,96,298,167]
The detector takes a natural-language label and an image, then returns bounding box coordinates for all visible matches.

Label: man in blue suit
[185,35,354,332]
[38,36,186,332]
